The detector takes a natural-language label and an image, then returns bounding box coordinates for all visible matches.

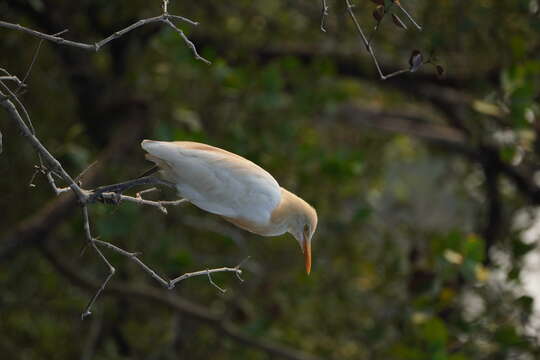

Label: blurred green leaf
[419,317,448,348]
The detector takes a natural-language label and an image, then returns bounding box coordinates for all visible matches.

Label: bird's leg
[88,175,174,203]
[136,165,159,179]
[92,175,167,194]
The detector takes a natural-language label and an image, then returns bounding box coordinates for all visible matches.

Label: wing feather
[141,140,281,224]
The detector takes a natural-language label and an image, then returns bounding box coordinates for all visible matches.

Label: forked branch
[42,244,321,360]
[0,1,243,318]
[80,205,246,318]
[0,1,209,63]
[343,0,421,80]
[1,84,246,317]
[317,0,426,80]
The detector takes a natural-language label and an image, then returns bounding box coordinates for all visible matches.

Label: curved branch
[0,11,208,63]
[0,89,87,201]
[41,244,323,360]
[0,115,146,261]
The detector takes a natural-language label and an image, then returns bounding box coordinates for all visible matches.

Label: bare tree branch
[1,86,247,315]
[2,70,249,317]
[162,18,210,64]
[0,118,147,261]
[100,191,187,215]
[0,0,237,316]
[0,75,24,84]
[0,76,35,135]
[343,0,422,80]
[41,243,323,360]
[0,67,25,88]
[0,24,221,316]
[392,0,422,30]
[17,33,51,94]
[80,206,116,319]
[320,0,329,32]
[0,4,209,63]
[0,88,87,200]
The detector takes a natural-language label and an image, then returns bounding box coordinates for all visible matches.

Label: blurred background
[1,0,540,359]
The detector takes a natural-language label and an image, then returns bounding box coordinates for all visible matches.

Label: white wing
[141,140,281,225]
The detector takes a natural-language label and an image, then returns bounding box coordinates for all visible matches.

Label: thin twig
[234,256,251,282]
[0,72,44,167]
[1,84,242,313]
[91,237,246,292]
[344,0,386,79]
[136,187,160,197]
[0,1,244,318]
[0,68,24,86]
[163,0,169,14]
[168,14,199,26]
[17,35,47,93]
[162,18,211,64]
[344,0,415,80]
[91,238,169,288]
[0,89,87,201]
[94,15,163,51]
[81,206,116,319]
[0,76,24,85]
[28,166,41,187]
[46,171,71,195]
[74,160,99,186]
[170,266,244,289]
[0,13,205,62]
[99,192,187,214]
[393,1,422,30]
[383,68,410,79]
[320,0,329,32]
[0,68,14,76]
[207,270,227,293]
[91,236,245,294]
[43,244,323,360]
[0,79,36,135]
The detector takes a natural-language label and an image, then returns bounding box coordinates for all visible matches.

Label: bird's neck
[269,188,303,230]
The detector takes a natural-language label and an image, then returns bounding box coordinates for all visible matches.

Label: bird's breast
[222,214,288,237]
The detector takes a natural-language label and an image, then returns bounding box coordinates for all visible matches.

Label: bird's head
[286,195,317,275]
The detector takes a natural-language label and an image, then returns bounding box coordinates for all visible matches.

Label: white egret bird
[141,140,317,274]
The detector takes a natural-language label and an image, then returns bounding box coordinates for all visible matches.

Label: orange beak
[302,237,312,275]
